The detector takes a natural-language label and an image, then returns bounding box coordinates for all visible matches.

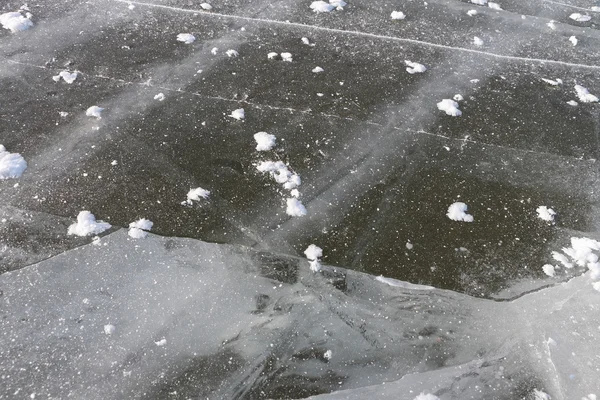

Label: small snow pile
[128,218,153,239]
[473,36,484,46]
[154,93,166,101]
[323,350,332,360]
[405,60,426,74]
[542,264,556,277]
[267,52,279,59]
[67,211,111,236]
[200,2,212,10]
[570,13,591,22]
[312,66,324,73]
[281,52,293,62]
[0,11,33,33]
[569,36,578,46]
[176,33,196,44]
[226,49,239,57]
[447,202,474,222]
[437,99,462,116]
[254,132,276,151]
[536,206,556,222]
[256,161,302,190]
[304,244,323,272]
[575,85,599,103]
[52,70,78,84]
[467,9,478,16]
[229,108,245,120]
[488,2,501,10]
[0,145,27,179]
[593,282,600,292]
[414,393,439,400]
[310,0,346,12]
[470,0,487,5]
[103,324,116,335]
[541,78,562,86]
[391,11,406,20]
[86,106,104,119]
[184,187,210,205]
[286,198,307,217]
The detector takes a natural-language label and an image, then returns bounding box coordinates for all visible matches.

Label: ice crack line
[113,0,600,70]
[540,0,595,12]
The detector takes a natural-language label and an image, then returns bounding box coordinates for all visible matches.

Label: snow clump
[103,324,116,335]
[470,0,487,5]
[542,264,556,277]
[200,3,212,10]
[86,106,104,118]
[254,132,276,151]
[488,2,501,10]
[301,37,315,46]
[0,145,27,179]
[281,52,293,62]
[128,218,153,239]
[286,198,307,217]
[310,0,346,12]
[473,36,484,46]
[52,70,78,84]
[155,339,167,346]
[229,108,245,120]
[67,211,111,236]
[437,99,462,116]
[405,60,426,74]
[154,93,166,101]
[391,11,406,20]
[312,66,324,73]
[176,33,196,44]
[447,202,474,222]
[569,36,578,46]
[575,85,599,103]
[467,9,478,16]
[267,52,279,59]
[0,11,33,32]
[184,187,210,205]
[570,13,591,22]
[305,244,323,272]
[541,78,562,86]
[533,390,551,400]
[323,350,332,360]
[256,161,301,189]
[414,393,440,400]
[226,49,239,57]
[536,206,556,222]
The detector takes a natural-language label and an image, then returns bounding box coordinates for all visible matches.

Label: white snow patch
[405,60,426,74]
[283,174,301,189]
[128,218,153,239]
[593,282,600,292]
[312,66,325,73]
[567,100,578,106]
[391,11,406,20]
[536,206,556,222]
[226,49,239,57]
[304,244,323,260]
[229,108,245,120]
[103,324,116,335]
[186,187,210,203]
[323,350,332,360]
[570,13,591,22]
[281,52,293,62]
[290,189,300,198]
[453,94,464,102]
[541,78,562,86]
[52,70,78,84]
[467,9,478,16]
[406,241,413,250]
[437,99,462,116]
[86,106,104,119]
[154,93,166,101]
[488,2,501,10]
[592,6,600,12]
[200,2,212,10]
[155,339,167,346]
[286,198,307,217]
[542,264,556,277]
[575,85,599,103]
[310,1,335,12]
[301,37,314,46]
[414,394,440,400]
[0,145,27,179]
[547,20,557,30]
[470,0,487,4]
[176,33,196,44]
[0,11,33,33]
[211,47,219,55]
[447,202,474,222]
[473,36,484,46]
[376,275,435,290]
[68,211,111,236]
[267,52,278,59]
[254,132,276,151]
[569,36,578,46]
[330,0,346,8]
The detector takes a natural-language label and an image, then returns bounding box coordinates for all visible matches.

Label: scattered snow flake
[52,70,78,84]
[536,206,556,222]
[0,11,33,32]
[323,350,332,360]
[312,66,324,73]
[453,94,464,101]
[437,99,462,116]
[186,187,210,204]
[0,145,27,179]
[304,244,323,260]
[547,20,557,30]
[575,85,599,103]
[281,52,293,62]
[154,93,166,101]
[567,100,578,106]
[103,324,116,335]
[541,78,562,86]
[86,106,104,118]
[414,393,440,400]
[533,389,551,400]
[68,211,111,236]
[200,2,212,10]
[229,108,245,120]
[310,1,335,12]
[391,11,406,20]
[254,132,276,151]
[467,9,478,16]
[176,33,196,44]
[267,52,279,59]
[473,36,484,46]
[211,47,219,55]
[286,198,307,217]
[542,264,556,277]
[405,60,426,74]
[569,36,578,46]
[226,49,239,57]
[470,0,487,5]
[447,202,474,222]
[128,218,153,239]
[488,2,501,10]
[570,13,591,22]
[155,338,167,346]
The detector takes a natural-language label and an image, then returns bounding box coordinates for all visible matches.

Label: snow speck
[467,9,478,16]
[68,211,111,236]
[286,198,307,217]
[414,393,440,400]
[405,60,426,74]
[176,33,196,44]
[86,106,104,119]
[488,2,501,10]
[323,350,332,360]
[128,3,135,10]
[111,160,118,166]
[567,100,578,106]
[447,202,474,222]
[312,66,324,73]
[304,244,323,260]
[569,36,578,46]
[437,99,462,116]
[187,187,210,202]
[229,108,245,120]
[200,2,212,10]
[281,52,293,62]
[128,218,153,239]
[473,36,484,46]
[0,11,33,32]
[575,85,599,103]
[226,49,239,57]
[155,338,167,346]
[453,94,464,101]
[52,70,78,84]
[391,11,406,20]
[536,206,556,222]
[154,93,166,101]
[570,13,592,22]
[541,78,562,86]
[406,241,414,250]
[267,52,279,59]
[310,1,336,13]
[470,0,487,5]
[254,132,276,151]
[211,47,219,55]
[103,324,116,335]
[0,145,27,179]
[542,264,556,277]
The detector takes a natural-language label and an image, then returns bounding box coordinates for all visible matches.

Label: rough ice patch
[473,36,484,46]
[312,66,324,73]
[52,70,78,84]
[200,2,212,10]
[176,33,196,44]
[154,93,166,101]
[542,264,556,277]
[0,11,33,33]
[488,2,501,10]
[86,106,104,118]
[128,218,153,239]
[405,60,426,74]
[67,211,111,236]
[437,99,462,116]
[229,108,245,120]
[569,36,578,46]
[414,393,440,400]
[570,13,591,22]
[447,202,473,222]
[391,11,406,20]
[536,206,556,222]
[467,9,478,16]
[575,85,599,103]
[254,132,276,151]
[541,78,562,86]
[0,145,27,179]
[305,244,323,272]
[286,198,307,217]
[280,52,293,62]
[103,324,116,335]
[226,49,239,57]
[186,187,210,204]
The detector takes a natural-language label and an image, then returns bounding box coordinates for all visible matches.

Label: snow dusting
[0,145,27,179]
[447,202,474,222]
[67,211,111,236]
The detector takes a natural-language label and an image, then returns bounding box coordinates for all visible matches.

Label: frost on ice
[0,11,33,32]
[447,202,474,222]
[0,145,27,179]
[536,206,556,222]
[176,33,196,44]
[310,0,346,13]
[305,244,323,272]
[128,218,153,239]
[312,66,324,73]
[437,99,462,116]
[473,36,484,46]
[405,60,426,74]
[67,211,111,236]
[254,132,276,151]
[574,85,599,103]
[52,71,78,84]
[286,198,307,217]
[86,106,104,119]
[103,324,116,335]
[229,108,245,120]
[185,187,210,205]
[226,49,239,57]
[391,11,406,20]
[570,13,592,22]
[542,264,556,277]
